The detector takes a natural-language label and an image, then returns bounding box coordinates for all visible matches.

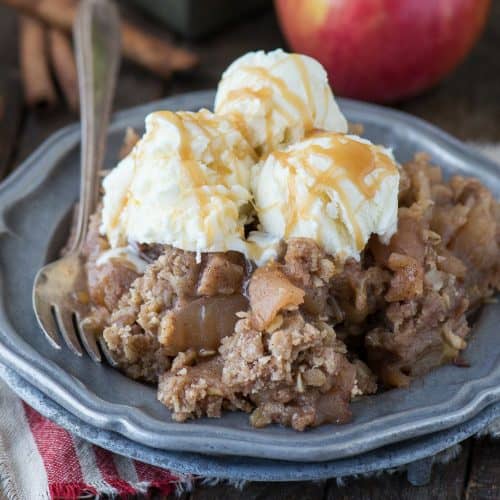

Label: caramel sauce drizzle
[108,190,130,231]
[271,133,397,251]
[216,55,323,149]
[227,111,253,146]
[157,110,193,160]
[160,110,252,247]
[240,66,312,130]
[153,110,253,187]
[291,54,315,122]
[109,109,254,247]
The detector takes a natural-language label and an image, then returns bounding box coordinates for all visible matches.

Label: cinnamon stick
[19,15,57,108]
[48,28,78,111]
[119,19,197,78]
[3,0,198,78]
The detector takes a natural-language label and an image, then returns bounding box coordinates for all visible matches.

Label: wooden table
[0,3,499,499]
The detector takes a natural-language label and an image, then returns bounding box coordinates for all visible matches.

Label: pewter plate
[2,362,499,482]
[0,90,498,463]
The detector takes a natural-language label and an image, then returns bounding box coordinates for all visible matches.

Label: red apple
[274,0,491,102]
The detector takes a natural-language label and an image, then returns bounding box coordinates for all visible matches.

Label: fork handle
[69,0,121,254]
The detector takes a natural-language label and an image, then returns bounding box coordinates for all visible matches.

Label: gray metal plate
[1,362,499,482]
[0,90,498,463]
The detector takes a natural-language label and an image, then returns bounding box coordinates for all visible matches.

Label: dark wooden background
[0,2,499,499]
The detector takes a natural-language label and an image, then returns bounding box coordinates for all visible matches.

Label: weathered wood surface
[0,2,499,499]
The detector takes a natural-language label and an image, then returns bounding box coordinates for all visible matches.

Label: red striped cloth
[24,402,182,498]
[0,379,185,499]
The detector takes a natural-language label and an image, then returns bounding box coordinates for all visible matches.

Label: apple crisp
[79,153,499,430]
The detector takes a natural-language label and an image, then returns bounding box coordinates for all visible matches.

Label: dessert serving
[78,50,500,431]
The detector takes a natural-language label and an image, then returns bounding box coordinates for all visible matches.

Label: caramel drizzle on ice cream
[240,66,312,131]
[271,133,398,251]
[109,109,254,248]
[291,54,316,124]
[154,110,253,247]
[216,55,329,150]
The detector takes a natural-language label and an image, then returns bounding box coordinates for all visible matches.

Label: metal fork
[32,0,121,363]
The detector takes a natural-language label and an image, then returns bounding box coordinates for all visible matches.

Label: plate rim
[0,90,499,463]
[1,361,499,482]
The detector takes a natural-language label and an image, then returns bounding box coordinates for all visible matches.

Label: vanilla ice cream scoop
[101,109,256,254]
[252,132,400,261]
[215,49,347,155]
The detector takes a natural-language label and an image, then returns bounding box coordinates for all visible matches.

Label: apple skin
[274,0,491,102]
